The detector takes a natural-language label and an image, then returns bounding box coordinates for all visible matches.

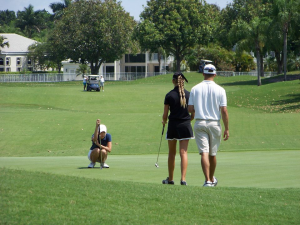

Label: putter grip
[162,125,165,135]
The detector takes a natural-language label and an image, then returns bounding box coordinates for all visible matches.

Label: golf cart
[199,59,213,73]
[87,75,100,92]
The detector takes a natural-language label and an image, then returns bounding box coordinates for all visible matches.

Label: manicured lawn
[0,150,300,188]
[0,72,300,224]
[0,73,299,156]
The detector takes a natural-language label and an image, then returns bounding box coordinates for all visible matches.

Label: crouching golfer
[88,119,112,168]
[162,72,195,185]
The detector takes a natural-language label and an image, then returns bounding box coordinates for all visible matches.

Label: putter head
[155,163,159,168]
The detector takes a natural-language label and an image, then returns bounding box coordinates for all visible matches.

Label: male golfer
[188,64,229,187]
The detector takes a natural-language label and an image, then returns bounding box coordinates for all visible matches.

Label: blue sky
[1,0,233,21]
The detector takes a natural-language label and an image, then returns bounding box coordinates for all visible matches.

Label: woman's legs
[179,140,189,182]
[168,140,177,181]
[167,139,189,182]
[90,148,100,163]
[100,149,108,163]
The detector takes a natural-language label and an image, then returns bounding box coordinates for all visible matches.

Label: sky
[1,0,233,21]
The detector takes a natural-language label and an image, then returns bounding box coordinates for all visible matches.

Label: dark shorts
[166,120,194,140]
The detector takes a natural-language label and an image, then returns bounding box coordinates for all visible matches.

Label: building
[0,33,37,72]
[63,53,174,81]
[0,33,174,79]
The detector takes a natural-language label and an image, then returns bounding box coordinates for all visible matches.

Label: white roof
[0,33,38,54]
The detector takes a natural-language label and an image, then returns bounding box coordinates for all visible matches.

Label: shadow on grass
[271,93,300,112]
[264,75,300,84]
[221,74,300,87]
[221,79,258,86]
[78,167,106,169]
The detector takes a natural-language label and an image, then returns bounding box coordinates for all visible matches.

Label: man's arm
[190,111,195,121]
[188,105,195,114]
[188,105,195,121]
[220,106,229,141]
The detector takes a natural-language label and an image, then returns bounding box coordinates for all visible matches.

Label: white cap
[203,64,216,75]
[99,124,107,133]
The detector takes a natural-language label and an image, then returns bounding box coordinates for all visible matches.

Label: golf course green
[1,73,299,224]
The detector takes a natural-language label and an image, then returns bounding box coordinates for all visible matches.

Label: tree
[216,4,239,50]
[76,64,90,77]
[46,34,67,72]
[265,18,284,74]
[135,0,210,72]
[28,42,50,71]
[0,35,9,49]
[271,0,300,80]
[186,43,235,71]
[0,11,21,35]
[52,0,136,74]
[16,5,39,38]
[16,5,53,39]
[229,0,271,86]
[0,10,16,26]
[235,51,256,72]
[28,33,67,72]
[205,4,222,45]
[50,0,72,20]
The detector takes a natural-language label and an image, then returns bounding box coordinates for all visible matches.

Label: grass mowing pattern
[0,73,300,224]
[1,168,299,225]
[0,73,300,156]
[1,151,300,188]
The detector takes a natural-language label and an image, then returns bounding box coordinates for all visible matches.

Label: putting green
[1,150,299,188]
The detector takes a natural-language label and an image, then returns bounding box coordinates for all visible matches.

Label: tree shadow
[271,93,300,112]
[221,74,300,87]
[264,75,300,84]
[221,79,258,86]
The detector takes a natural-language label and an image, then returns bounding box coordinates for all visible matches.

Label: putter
[155,125,165,168]
[99,126,103,170]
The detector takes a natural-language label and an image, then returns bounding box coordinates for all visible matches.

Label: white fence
[217,71,277,77]
[0,72,165,82]
[104,72,164,81]
[0,71,277,82]
[0,74,77,82]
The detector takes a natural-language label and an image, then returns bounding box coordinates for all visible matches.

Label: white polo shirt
[188,80,227,120]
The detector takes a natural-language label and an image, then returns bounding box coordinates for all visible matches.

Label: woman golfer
[88,119,112,168]
[162,72,194,185]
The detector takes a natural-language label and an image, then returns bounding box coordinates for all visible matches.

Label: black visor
[173,72,188,83]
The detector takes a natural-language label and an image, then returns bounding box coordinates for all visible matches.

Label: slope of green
[0,73,299,157]
[1,150,300,188]
[1,74,299,224]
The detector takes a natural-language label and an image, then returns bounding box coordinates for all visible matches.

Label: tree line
[0,0,299,85]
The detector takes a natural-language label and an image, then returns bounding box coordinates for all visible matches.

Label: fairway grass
[1,168,300,225]
[1,73,300,224]
[0,74,300,156]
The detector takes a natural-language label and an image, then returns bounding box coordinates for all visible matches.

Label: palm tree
[229,16,270,86]
[0,36,9,49]
[50,0,72,20]
[271,0,300,81]
[266,19,284,74]
[228,0,270,86]
[16,5,40,38]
